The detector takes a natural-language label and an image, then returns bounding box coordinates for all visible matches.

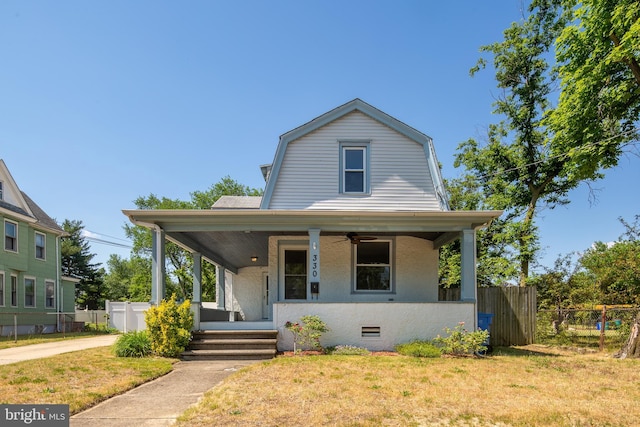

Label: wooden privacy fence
[439,286,537,346]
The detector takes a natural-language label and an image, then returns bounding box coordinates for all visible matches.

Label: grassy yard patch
[0,347,176,414]
[177,345,640,427]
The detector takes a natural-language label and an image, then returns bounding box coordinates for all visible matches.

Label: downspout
[56,236,61,332]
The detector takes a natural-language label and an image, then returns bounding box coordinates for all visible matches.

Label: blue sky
[1,1,638,272]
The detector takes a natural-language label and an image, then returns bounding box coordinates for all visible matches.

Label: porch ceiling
[123,209,502,272]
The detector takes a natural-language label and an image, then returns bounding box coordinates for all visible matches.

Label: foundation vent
[361,326,381,338]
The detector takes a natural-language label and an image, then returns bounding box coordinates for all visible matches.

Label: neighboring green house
[0,159,78,335]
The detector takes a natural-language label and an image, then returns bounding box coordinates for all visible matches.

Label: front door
[283,249,307,300]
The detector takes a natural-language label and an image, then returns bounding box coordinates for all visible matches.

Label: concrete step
[181,348,277,361]
[184,330,279,360]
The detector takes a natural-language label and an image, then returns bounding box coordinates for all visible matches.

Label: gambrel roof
[260,98,450,210]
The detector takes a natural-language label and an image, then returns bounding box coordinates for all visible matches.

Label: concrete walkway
[71,359,260,427]
[0,334,119,365]
[0,334,262,426]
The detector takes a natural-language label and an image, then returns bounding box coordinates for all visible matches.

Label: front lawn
[177,345,640,426]
[0,347,176,414]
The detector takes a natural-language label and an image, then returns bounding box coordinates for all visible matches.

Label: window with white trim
[45,280,55,308]
[10,275,17,307]
[354,240,392,292]
[24,277,35,307]
[0,272,4,307]
[5,220,18,252]
[340,143,369,194]
[35,232,46,260]
[0,181,3,200]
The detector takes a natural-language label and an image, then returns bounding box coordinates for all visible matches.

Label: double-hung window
[5,220,18,252]
[340,142,370,194]
[354,240,393,292]
[24,277,35,307]
[10,275,17,307]
[0,272,4,307]
[45,280,55,308]
[35,232,46,260]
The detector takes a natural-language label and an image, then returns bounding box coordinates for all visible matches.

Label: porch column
[308,228,320,299]
[460,228,477,302]
[191,252,202,330]
[151,227,166,305]
[216,265,225,310]
[226,271,235,322]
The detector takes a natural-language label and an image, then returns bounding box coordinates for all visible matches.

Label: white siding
[267,111,442,211]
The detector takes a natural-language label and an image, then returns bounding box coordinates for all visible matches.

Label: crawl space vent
[361,326,381,338]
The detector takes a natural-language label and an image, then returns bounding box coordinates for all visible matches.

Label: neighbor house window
[5,220,18,252]
[340,142,370,194]
[0,272,4,307]
[35,232,46,260]
[45,280,55,308]
[24,277,35,307]
[354,240,392,292]
[284,249,307,300]
[10,275,17,307]
[0,181,3,200]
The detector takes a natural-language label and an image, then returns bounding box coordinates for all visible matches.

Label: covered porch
[123,209,500,350]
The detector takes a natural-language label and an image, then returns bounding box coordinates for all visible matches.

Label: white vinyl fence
[105,301,151,332]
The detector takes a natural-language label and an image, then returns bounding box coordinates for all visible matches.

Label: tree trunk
[616,312,640,359]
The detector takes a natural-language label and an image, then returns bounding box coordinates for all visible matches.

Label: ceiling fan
[343,232,378,245]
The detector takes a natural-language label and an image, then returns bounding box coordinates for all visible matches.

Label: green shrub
[395,341,442,358]
[285,315,329,353]
[433,322,489,356]
[327,345,371,356]
[113,330,152,357]
[145,294,194,357]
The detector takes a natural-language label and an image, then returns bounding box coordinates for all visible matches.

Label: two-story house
[0,159,77,336]
[124,99,501,351]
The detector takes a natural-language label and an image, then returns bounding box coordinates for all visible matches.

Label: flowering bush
[145,294,193,357]
[285,315,329,353]
[327,345,371,356]
[433,322,489,356]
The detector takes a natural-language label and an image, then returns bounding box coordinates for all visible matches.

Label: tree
[459,0,638,286]
[122,176,263,301]
[439,176,519,288]
[550,0,640,174]
[460,0,568,286]
[60,219,105,309]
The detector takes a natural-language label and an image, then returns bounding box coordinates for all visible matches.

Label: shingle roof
[21,191,65,234]
[211,196,263,209]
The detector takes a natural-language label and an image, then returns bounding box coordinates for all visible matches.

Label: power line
[476,127,640,180]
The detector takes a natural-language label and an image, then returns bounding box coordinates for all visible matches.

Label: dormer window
[340,141,370,194]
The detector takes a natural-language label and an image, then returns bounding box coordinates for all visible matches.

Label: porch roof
[123,209,501,273]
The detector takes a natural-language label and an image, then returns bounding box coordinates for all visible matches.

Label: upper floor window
[354,240,393,292]
[24,277,35,307]
[340,142,370,194]
[0,181,3,200]
[35,232,46,260]
[45,280,55,308]
[5,220,18,252]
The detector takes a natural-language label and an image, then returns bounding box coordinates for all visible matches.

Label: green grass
[0,346,176,414]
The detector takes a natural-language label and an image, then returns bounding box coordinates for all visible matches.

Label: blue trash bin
[477,312,494,351]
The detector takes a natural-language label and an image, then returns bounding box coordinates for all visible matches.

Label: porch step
[183,330,279,360]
